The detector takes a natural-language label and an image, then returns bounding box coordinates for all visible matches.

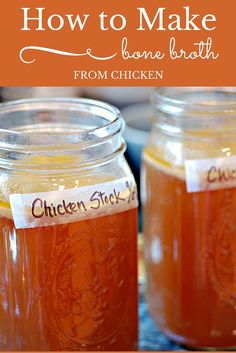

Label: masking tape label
[9,175,138,229]
[185,156,236,193]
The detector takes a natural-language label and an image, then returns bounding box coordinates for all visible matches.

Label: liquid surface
[143,148,236,349]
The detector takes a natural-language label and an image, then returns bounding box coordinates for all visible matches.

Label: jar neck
[0,98,125,171]
[153,87,236,139]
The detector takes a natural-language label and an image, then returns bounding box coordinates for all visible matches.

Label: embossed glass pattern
[142,88,236,349]
[0,98,138,351]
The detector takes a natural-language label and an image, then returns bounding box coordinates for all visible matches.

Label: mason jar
[142,87,236,349]
[0,98,138,351]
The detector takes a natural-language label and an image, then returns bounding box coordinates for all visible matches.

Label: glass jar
[0,98,138,351]
[142,87,236,349]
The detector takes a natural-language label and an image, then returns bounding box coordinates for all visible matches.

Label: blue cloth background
[139,291,186,351]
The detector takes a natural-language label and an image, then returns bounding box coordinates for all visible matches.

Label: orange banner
[1,0,236,86]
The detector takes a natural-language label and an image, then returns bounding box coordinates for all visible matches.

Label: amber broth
[143,149,236,348]
[0,206,137,351]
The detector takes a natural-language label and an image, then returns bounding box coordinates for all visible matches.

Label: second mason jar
[142,87,236,349]
[0,98,138,351]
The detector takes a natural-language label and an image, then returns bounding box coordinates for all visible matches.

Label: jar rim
[0,98,126,171]
[153,87,236,115]
[0,97,124,149]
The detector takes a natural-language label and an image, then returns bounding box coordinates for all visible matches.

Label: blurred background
[0,88,198,350]
[0,86,156,232]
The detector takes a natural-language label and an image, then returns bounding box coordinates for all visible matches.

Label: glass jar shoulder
[143,127,236,180]
[0,156,132,216]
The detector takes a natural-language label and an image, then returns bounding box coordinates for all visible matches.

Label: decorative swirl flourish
[19,46,117,64]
